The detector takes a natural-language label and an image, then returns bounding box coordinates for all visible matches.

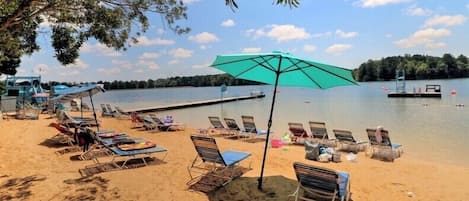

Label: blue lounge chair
[107,144,168,168]
[188,135,251,186]
[291,162,350,201]
[366,128,403,161]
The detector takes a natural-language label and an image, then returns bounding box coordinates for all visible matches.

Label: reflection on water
[90,78,469,166]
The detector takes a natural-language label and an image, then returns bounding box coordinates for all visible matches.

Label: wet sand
[0,113,468,200]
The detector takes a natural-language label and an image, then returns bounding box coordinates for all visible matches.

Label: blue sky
[10,0,469,82]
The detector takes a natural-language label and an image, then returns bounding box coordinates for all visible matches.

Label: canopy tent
[50,84,105,131]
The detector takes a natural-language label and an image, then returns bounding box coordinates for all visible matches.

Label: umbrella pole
[89,91,100,132]
[80,97,83,118]
[258,71,280,190]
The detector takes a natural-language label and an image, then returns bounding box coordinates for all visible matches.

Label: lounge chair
[130,112,144,128]
[187,135,251,186]
[208,116,233,136]
[113,106,130,119]
[366,128,403,161]
[223,117,252,139]
[105,141,168,168]
[288,122,311,145]
[309,121,337,147]
[241,115,268,139]
[100,104,113,117]
[58,110,99,128]
[49,122,76,146]
[144,114,185,131]
[291,162,350,201]
[333,129,367,153]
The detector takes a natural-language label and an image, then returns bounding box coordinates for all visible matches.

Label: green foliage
[225,0,300,10]
[0,0,190,75]
[44,73,262,90]
[355,53,469,82]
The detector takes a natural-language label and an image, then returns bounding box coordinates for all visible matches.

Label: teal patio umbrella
[210,51,358,189]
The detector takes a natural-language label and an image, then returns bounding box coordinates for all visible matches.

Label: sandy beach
[1,112,469,201]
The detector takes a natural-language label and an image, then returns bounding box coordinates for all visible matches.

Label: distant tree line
[353,53,469,82]
[40,73,261,90]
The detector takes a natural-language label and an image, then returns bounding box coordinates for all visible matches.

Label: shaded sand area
[1,113,469,200]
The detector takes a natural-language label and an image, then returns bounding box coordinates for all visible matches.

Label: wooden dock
[387,92,441,98]
[126,94,266,113]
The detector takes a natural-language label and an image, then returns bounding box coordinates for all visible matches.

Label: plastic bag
[346,153,357,162]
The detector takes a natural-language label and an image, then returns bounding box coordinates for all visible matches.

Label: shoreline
[1,113,468,200]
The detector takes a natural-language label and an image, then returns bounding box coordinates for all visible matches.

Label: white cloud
[81,43,122,57]
[268,24,311,42]
[385,34,393,38]
[221,19,235,27]
[311,32,332,38]
[355,0,411,8]
[59,69,80,76]
[325,44,352,55]
[168,60,180,65]
[192,62,211,69]
[467,3,469,11]
[200,45,208,50]
[137,60,160,70]
[423,15,466,28]
[394,28,451,49]
[246,24,311,42]
[169,48,193,58]
[188,32,219,44]
[303,45,316,52]
[405,6,432,16]
[182,0,200,4]
[242,47,262,53]
[134,69,144,73]
[97,67,121,74]
[111,60,133,69]
[157,28,164,35]
[139,52,161,60]
[34,64,52,74]
[133,36,175,46]
[66,59,89,69]
[335,29,359,38]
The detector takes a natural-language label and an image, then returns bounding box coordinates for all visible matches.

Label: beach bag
[304,141,320,160]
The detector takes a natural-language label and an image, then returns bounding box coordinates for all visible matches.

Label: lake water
[89,78,469,167]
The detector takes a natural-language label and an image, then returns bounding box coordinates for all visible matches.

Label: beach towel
[118,141,156,151]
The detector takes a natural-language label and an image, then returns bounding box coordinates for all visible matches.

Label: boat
[387,70,441,98]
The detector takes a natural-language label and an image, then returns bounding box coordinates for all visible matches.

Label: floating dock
[126,93,266,113]
[387,84,442,98]
[387,92,441,98]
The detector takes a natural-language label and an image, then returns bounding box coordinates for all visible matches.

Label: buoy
[451,89,457,96]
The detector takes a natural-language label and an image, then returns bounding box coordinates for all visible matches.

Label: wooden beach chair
[291,162,351,201]
[333,129,367,153]
[288,122,311,145]
[187,135,251,186]
[366,128,403,161]
[309,121,337,147]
